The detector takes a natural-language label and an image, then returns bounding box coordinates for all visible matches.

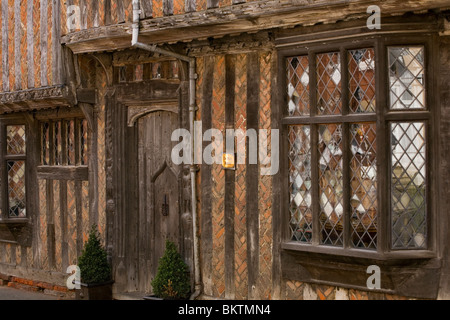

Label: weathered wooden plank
[0,3,2,92]
[88,105,99,228]
[63,2,448,55]
[2,0,9,92]
[90,0,99,28]
[137,115,146,293]
[52,0,62,85]
[80,0,87,30]
[27,0,34,88]
[10,244,16,266]
[34,107,84,121]
[104,0,112,25]
[61,120,68,166]
[33,0,41,88]
[117,0,125,23]
[24,114,40,263]
[46,180,55,269]
[207,0,219,9]
[271,50,282,299]
[124,117,138,292]
[246,51,260,300]
[40,0,48,87]
[74,180,83,259]
[37,166,89,181]
[224,54,235,299]
[60,180,69,271]
[14,0,21,91]
[76,88,97,104]
[7,0,15,91]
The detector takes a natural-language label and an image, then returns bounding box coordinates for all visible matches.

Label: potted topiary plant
[76,225,113,300]
[147,240,191,300]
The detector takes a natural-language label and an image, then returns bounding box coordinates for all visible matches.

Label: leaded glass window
[40,119,89,166]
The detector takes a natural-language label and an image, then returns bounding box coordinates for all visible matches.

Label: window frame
[39,117,89,167]
[278,34,438,261]
[36,115,89,182]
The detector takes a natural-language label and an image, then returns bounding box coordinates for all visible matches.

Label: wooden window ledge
[0,219,31,247]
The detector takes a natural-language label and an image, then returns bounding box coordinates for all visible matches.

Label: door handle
[162,194,169,216]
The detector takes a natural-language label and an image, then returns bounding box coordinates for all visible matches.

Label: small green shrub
[78,225,112,285]
[151,240,191,299]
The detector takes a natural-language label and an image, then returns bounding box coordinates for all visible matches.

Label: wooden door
[137,110,180,294]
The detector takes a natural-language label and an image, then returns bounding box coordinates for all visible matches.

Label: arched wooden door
[136,110,180,294]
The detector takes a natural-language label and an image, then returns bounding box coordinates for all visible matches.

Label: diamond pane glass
[7,125,26,155]
[348,49,376,113]
[287,56,310,116]
[389,47,425,110]
[289,126,312,243]
[350,123,377,249]
[8,161,26,218]
[319,124,343,246]
[317,52,342,115]
[391,122,427,249]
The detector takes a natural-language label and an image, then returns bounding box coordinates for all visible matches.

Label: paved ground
[0,286,59,300]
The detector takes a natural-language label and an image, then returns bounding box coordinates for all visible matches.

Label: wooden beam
[140,0,153,18]
[2,0,9,92]
[224,54,235,299]
[40,0,48,87]
[37,166,89,181]
[52,0,62,85]
[79,103,95,131]
[61,0,450,54]
[200,55,214,296]
[14,0,21,91]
